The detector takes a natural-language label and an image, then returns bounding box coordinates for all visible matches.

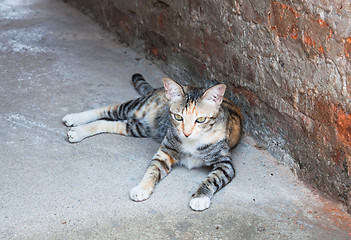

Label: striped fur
[132,73,154,96]
[63,74,242,211]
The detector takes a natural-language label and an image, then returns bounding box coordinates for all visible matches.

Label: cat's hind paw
[67,127,85,143]
[189,196,211,211]
[63,111,94,127]
[63,113,82,127]
[129,185,152,202]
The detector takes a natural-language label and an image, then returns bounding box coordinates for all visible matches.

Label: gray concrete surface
[0,0,350,239]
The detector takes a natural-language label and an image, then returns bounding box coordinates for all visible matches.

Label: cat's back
[139,88,170,141]
[221,97,243,149]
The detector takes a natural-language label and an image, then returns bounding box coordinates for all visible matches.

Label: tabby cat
[62,74,242,211]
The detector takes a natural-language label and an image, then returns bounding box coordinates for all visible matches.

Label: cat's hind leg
[63,97,146,127]
[67,118,151,143]
[63,106,117,127]
[67,120,127,143]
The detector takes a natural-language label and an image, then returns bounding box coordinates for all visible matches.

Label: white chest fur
[177,128,226,169]
[181,157,205,169]
[179,137,207,169]
[181,137,202,154]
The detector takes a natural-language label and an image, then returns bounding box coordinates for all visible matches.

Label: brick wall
[65,0,351,212]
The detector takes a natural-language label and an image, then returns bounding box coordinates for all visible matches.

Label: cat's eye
[174,114,183,121]
[195,117,207,123]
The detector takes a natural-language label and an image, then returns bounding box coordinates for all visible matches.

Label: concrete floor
[0,0,350,239]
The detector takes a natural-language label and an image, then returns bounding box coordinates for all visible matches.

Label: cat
[62,74,243,211]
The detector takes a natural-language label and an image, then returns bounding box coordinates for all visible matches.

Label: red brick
[269,2,300,39]
[347,155,351,177]
[345,37,351,61]
[232,86,259,106]
[301,15,333,57]
[334,106,351,148]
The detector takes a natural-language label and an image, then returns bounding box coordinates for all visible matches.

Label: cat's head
[162,78,226,140]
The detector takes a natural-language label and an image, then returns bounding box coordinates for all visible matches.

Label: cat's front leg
[190,157,235,211]
[130,148,177,202]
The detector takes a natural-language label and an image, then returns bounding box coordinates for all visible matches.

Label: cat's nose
[183,131,192,137]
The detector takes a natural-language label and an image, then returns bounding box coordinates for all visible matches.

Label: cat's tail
[132,73,154,96]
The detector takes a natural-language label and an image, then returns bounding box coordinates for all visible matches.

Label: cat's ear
[201,84,226,105]
[162,78,184,101]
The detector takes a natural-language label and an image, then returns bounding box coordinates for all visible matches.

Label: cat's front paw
[67,127,85,143]
[189,196,211,211]
[129,185,152,202]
